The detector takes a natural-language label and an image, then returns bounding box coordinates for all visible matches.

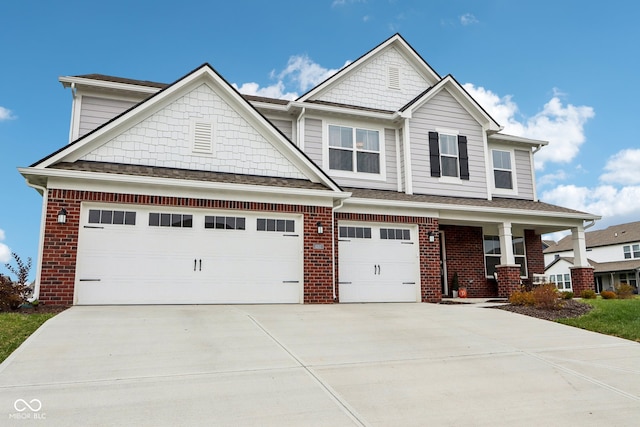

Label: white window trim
[435,128,461,183]
[323,120,387,181]
[489,146,518,196]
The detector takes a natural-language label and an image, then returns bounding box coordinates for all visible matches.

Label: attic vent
[191,120,214,154]
[388,66,401,90]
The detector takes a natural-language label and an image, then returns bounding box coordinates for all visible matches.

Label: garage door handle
[374,264,381,275]
[199,259,202,271]
[403,282,416,285]
[401,242,414,245]
[282,280,299,283]
[194,259,197,271]
[339,282,352,284]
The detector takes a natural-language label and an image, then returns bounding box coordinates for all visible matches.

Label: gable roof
[545,256,640,274]
[296,33,441,103]
[544,221,640,253]
[32,63,343,192]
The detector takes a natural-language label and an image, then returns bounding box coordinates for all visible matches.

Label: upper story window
[428,131,469,181]
[328,125,380,175]
[492,150,513,189]
[623,244,640,259]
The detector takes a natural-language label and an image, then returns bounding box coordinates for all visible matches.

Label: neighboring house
[20,34,600,306]
[544,221,640,293]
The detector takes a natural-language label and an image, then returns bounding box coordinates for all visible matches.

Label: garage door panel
[76,206,302,305]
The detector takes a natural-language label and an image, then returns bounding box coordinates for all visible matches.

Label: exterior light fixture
[57,208,68,224]
[316,221,324,234]
[428,231,436,243]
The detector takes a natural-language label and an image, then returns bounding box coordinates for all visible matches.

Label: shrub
[614,283,635,299]
[4,252,32,286]
[532,283,562,310]
[581,289,596,299]
[509,288,535,306]
[0,274,29,311]
[601,290,617,300]
[560,291,574,300]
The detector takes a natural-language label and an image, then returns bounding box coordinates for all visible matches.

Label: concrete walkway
[1,303,639,426]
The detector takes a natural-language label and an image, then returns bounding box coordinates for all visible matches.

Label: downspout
[331,198,345,301]
[531,144,543,202]
[584,219,596,230]
[296,107,306,149]
[68,82,78,143]
[24,180,48,302]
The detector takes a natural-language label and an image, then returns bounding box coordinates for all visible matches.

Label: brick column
[496,265,521,298]
[570,267,595,297]
[420,222,441,303]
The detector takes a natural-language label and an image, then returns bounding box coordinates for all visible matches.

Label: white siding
[409,89,487,198]
[304,118,323,166]
[514,149,534,200]
[315,46,430,111]
[80,83,306,179]
[79,96,137,137]
[269,119,293,141]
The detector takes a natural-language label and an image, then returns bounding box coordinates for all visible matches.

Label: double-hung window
[439,134,459,178]
[328,125,380,174]
[623,244,640,259]
[483,235,527,278]
[428,131,469,180]
[492,150,513,190]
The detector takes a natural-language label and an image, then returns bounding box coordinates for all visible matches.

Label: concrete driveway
[1,303,639,426]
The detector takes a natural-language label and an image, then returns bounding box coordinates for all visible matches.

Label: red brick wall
[523,229,544,287]
[334,213,440,302]
[571,267,595,296]
[40,189,335,305]
[496,265,522,297]
[440,225,494,297]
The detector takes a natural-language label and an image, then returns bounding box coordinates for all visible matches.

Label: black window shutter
[429,132,441,177]
[458,135,469,180]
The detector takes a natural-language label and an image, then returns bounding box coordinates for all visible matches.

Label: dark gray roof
[345,187,592,215]
[544,221,640,253]
[591,258,640,274]
[50,161,331,191]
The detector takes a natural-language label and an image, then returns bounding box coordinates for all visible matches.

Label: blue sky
[1,0,639,271]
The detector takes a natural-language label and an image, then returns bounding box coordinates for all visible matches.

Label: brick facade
[40,189,334,305]
[496,265,522,298]
[570,267,595,297]
[523,229,544,288]
[334,213,440,302]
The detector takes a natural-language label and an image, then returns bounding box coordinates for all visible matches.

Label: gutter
[23,179,48,302]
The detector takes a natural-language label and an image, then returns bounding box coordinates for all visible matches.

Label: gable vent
[191,120,214,154]
[388,66,401,90]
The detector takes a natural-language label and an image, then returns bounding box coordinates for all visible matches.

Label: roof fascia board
[59,76,161,95]
[489,133,549,146]
[287,101,400,121]
[20,167,349,200]
[297,34,441,103]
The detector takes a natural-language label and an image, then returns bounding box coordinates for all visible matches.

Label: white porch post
[572,225,589,267]
[498,222,515,265]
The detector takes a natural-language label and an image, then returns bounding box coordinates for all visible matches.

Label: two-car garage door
[75,204,303,305]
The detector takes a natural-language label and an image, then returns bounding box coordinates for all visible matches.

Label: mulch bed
[2,305,71,315]
[491,299,593,321]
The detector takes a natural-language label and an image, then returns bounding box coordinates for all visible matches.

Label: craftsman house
[20,34,599,305]
[545,221,640,294]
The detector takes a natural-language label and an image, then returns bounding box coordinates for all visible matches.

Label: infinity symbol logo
[14,399,42,412]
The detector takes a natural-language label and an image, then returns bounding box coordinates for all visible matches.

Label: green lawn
[558,297,640,342]
[0,312,56,363]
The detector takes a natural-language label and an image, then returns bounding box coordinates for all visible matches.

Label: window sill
[328,169,387,182]
[438,176,463,185]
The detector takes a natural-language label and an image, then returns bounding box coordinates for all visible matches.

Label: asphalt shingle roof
[544,221,640,253]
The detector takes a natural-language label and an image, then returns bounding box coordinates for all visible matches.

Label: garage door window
[88,209,136,225]
[339,226,372,239]
[149,213,193,228]
[380,228,410,240]
[257,218,295,233]
[205,216,246,230]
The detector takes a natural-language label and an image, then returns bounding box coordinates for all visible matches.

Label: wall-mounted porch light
[57,208,68,224]
[316,221,324,234]
[428,230,436,243]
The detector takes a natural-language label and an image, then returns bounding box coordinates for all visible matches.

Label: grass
[0,312,56,363]
[557,297,640,342]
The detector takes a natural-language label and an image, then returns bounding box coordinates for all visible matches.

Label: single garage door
[338,222,420,302]
[75,204,303,304]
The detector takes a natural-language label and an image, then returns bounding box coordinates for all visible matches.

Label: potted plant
[451,272,459,298]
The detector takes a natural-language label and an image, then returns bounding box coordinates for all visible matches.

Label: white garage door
[338,222,420,303]
[75,204,303,304]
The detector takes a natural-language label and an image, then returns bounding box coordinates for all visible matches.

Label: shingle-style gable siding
[314,46,430,111]
[514,149,534,200]
[80,83,306,179]
[409,89,487,198]
[79,96,137,138]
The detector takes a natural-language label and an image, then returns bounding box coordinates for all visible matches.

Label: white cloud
[0,106,16,121]
[463,84,594,170]
[600,148,640,185]
[234,55,346,100]
[332,0,366,6]
[0,229,10,263]
[460,13,478,25]
[541,184,640,220]
[537,170,567,187]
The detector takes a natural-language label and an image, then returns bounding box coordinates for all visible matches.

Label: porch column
[572,225,589,267]
[570,224,594,296]
[496,222,520,297]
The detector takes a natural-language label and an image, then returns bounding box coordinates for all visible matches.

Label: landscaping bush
[0,275,29,312]
[581,289,596,299]
[614,283,635,299]
[532,283,562,310]
[509,288,535,306]
[601,290,617,300]
[560,291,574,300]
